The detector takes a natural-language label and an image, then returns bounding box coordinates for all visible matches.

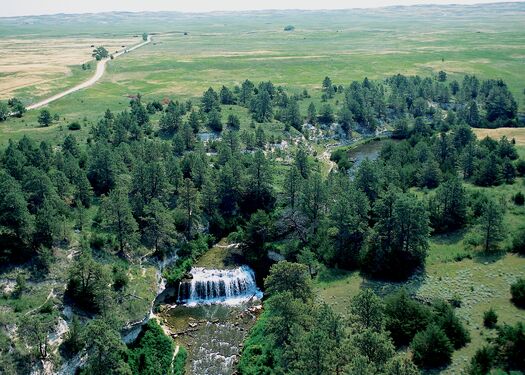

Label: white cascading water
[178,266,262,306]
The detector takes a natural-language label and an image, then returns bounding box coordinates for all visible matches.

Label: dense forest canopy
[0,71,524,374]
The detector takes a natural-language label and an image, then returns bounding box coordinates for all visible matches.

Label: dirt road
[26,35,152,111]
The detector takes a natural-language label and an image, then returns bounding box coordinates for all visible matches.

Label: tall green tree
[411,324,453,369]
[364,192,430,280]
[207,108,223,132]
[243,150,275,213]
[38,109,52,127]
[142,199,176,255]
[177,178,200,239]
[87,143,117,195]
[428,176,468,232]
[252,90,273,122]
[241,210,272,265]
[300,172,327,235]
[477,198,506,252]
[82,319,131,375]
[264,261,313,302]
[328,177,369,268]
[19,314,55,359]
[127,320,174,375]
[384,355,421,375]
[66,249,112,313]
[307,102,317,125]
[384,289,432,347]
[318,104,334,124]
[284,166,302,210]
[0,101,9,121]
[350,289,385,331]
[0,171,33,259]
[220,85,235,105]
[101,187,139,257]
[285,98,302,130]
[201,87,220,113]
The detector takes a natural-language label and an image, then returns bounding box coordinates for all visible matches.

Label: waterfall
[178,266,262,306]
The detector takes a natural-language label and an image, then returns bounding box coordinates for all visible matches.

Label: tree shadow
[317,267,356,283]
[471,250,506,264]
[359,269,427,299]
[430,228,468,246]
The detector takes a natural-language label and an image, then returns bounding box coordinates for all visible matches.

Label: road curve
[26,35,152,111]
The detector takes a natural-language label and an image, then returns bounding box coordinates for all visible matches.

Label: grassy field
[473,127,525,145]
[1,3,524,146]
[0,35,138,101]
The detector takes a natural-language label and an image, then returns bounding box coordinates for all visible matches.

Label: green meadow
[1,3,524,145]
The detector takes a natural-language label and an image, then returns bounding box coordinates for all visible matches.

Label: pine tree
[286,98,302,130]
[101,187,139,257]
[177,178,200,239]
[307,102,317,125]
[429,176,467,232]
[350,289,385,331]
[284,166,302,210]
[201,87,220,113]
[253,90,273,122]
[142,199,176,255]
[38,109,52,127]
[411,325,453,369]
[478,198,506,252]
[188,110,201,133]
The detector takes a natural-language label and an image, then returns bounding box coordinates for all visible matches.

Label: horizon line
[1,1,523,19]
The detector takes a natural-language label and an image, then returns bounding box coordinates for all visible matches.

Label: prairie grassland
[473,127,525,145]
[0,4,524,145]
[0,36,140,101]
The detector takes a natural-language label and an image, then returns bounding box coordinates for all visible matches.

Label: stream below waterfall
[160,265,263,375]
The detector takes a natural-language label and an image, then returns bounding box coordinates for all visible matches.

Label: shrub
[514,191,525,206]
[112,265,129,291]
[510,278,525,308]
[512,228,525,255]
[411,324,453,369]
[467,346,494,375]
[13,273,26,298]
[516,159,525,176]
[60,316,84,358]
[486,322,525,372]
[264,261,312,302]
[68,122,81,130]
[173,345,187,375]
[89,232,107,250]
[483,308,498,329]
[38,109,52,126]
[127,320,174,375]
[433,300,470,349]
[385,289,432,347]
[450,293,462,308]
[34,245,54,275]
[238,313,273,375]
[164,258,193,284]
[226,114,240,130]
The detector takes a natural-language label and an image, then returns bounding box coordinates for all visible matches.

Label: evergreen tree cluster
[240,262,470,373]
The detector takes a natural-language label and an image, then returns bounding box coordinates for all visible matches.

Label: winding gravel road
[26,34,152,111]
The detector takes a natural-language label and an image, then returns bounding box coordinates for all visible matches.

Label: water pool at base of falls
[163,303,260,375]
[160,265,263,375]
[177,266,263,306]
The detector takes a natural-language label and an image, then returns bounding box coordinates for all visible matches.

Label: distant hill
[0,2,524,37]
